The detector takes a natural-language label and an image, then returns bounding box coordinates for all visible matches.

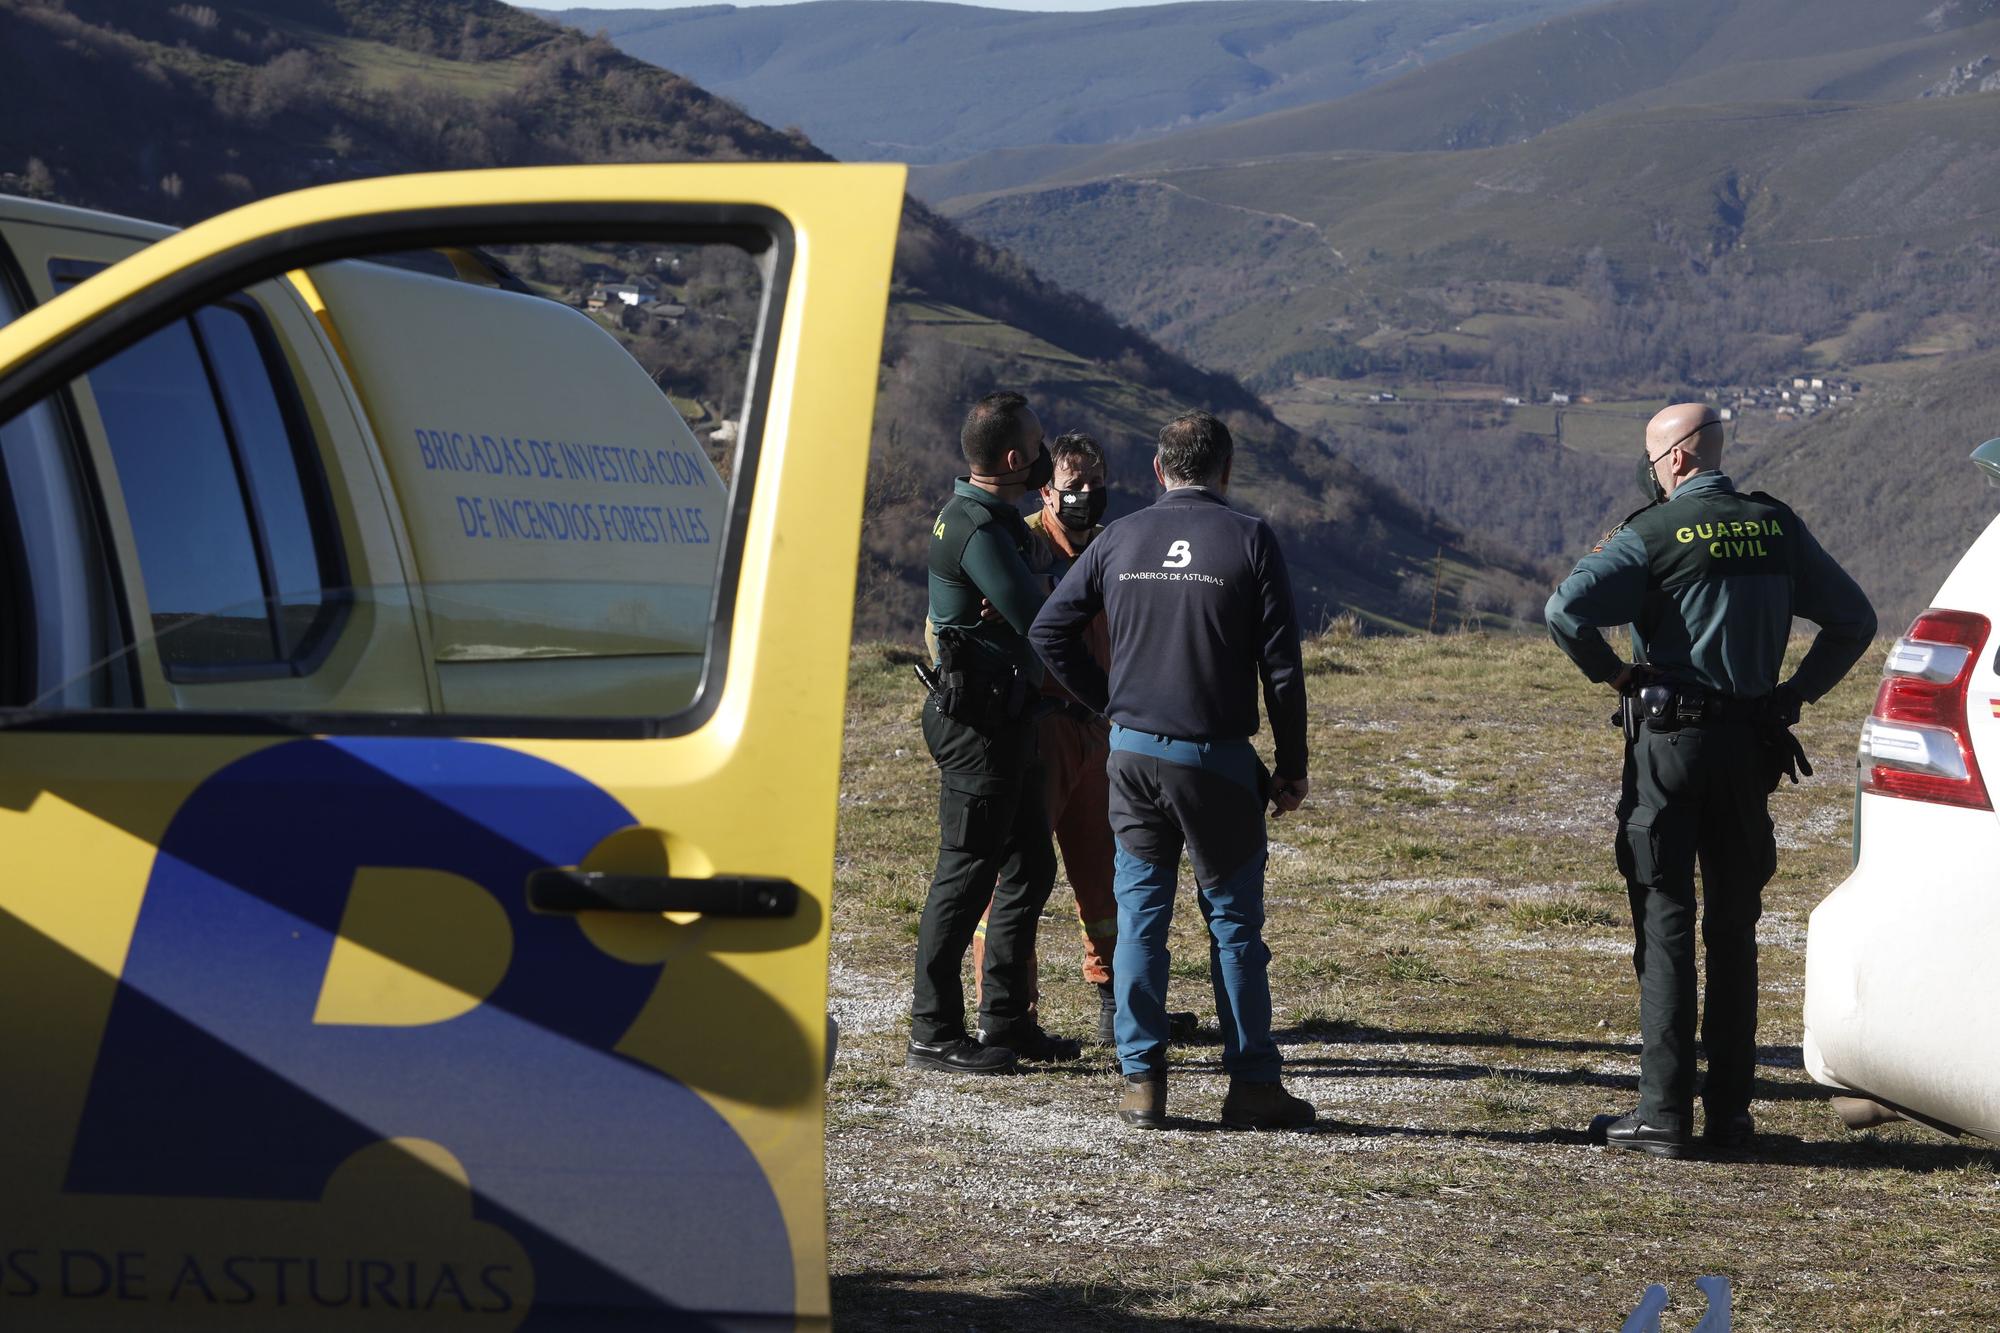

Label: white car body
[1804,455,2000,1141]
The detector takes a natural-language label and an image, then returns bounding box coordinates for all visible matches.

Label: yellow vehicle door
[0,164,903,1331]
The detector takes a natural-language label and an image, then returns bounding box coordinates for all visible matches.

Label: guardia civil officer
[1546,403,1875,1158]
[907,391,1084,1075]
[965,432,1124,1031]
[1030,410,1316,1131]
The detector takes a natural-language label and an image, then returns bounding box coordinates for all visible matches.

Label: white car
[1804,438,2000,1141]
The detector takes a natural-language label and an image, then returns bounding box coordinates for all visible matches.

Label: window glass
[14,225,777,727]
[81,317,274,668]
[193,304,327,657]
[0,271,116,707]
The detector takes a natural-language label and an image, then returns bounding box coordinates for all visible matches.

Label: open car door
[0,164,903,1330]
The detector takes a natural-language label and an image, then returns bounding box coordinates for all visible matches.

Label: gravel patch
[1776,798,1853,851]
[1396,765,1462,793]
[829,950,908,1040]
[1340,875,1501,899]
[1760,910,1807,952]
[1492,934,1632,955]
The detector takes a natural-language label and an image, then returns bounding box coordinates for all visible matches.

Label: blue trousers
[1107,727,1279,1082]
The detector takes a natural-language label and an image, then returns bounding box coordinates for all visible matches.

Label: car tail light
[1860,609,1991,810]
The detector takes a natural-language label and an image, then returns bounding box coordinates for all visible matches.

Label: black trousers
[1617,720,1777,1132]
[910,693,1056,1044]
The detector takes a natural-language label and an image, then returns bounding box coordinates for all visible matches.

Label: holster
[933,629,1027,730]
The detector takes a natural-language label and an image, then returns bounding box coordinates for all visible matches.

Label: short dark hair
[1157,410,1232,486]
[961,391,1032,473]
[1050,431,1106,479]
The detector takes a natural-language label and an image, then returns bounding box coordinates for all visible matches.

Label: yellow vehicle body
[0,164,904,1329]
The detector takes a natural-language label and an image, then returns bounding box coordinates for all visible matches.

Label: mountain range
[868,0,2000,625]
[0,0,1546,638]
[915,0,2000,197]
[537,0,1600,163]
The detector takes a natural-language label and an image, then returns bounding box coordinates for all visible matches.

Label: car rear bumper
[1805,792,2000,1141]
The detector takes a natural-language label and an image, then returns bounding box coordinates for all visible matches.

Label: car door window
[192,304,334,658]
[56,263,341,678]
[10,227,780,725]
[0,258,121,708]
[80,307,278,670]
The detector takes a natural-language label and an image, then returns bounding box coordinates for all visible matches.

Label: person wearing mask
[965,431,1196,1043]
[1546,403,1875,1157]
[907,391,1083,1074]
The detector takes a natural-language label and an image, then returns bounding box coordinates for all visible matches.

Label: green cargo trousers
[1617,720,1777,1133]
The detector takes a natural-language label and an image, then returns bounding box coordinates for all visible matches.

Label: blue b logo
[63,738,791,1326]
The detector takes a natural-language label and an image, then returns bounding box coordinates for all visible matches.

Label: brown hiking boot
[1220,1079,1316,1131]
[1117,1075,1167,1129]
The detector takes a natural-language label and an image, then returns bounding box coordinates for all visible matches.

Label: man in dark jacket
[908,391,1082,1075]
[1547,402,1876,1157]
[1030,410,1315,1130]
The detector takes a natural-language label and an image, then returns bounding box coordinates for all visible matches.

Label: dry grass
[827,632,2000,1331]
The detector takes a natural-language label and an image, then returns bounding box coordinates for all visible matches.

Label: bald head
[1647,403,1724,468]
[1642,403,1724,500]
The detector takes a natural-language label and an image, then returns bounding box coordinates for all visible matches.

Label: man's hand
[1608,662,1659,694]
[978,597,1003,624]
[1271,775,1309,816]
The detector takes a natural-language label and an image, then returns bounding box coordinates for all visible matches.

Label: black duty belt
[1618,682,1766,736]
[1612,681,1814,783]
[1648,684,1763,727]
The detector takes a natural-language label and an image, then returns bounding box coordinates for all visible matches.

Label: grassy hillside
[942,84,2000,613]
[864,297,1555,638]
[914,0,2000,199]
[827,629,2000,1329]
[1738,347,2000,629]
[0,0,1547,639]
[541,0,1597,165]
[946,91,2000,397]
[1140,95,2000,290]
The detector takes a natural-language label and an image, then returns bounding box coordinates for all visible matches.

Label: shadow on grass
[831,1271,1399,1332]
[1065,1105,1992,1169]
[1270,1022,1647,1055]
[1279,1054,1830,1102]
[1724,1133,1999,1171]
[1271,1024,1807,1070]
[1123,1115,1599,1147]
[1313,1117,1996,1170]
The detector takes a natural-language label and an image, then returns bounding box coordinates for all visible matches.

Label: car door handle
[526,869,800,918]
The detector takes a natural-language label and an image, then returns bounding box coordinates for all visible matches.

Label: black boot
[1588,1111,1690,1159]
[906,1036,1017,1075]
[1096,981,1118,1044]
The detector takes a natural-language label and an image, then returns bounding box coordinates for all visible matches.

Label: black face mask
[1638,458,1666,504]
[1022,443,1054,491]
[1055,485,1109,531]
[980,442,1054,491]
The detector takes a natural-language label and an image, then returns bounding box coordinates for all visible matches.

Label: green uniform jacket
[1545,472,1876,702]
[927,477,1046,685]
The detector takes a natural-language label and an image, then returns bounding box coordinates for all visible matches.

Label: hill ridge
[541,0,1602,164]
[914,0,2000,201]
